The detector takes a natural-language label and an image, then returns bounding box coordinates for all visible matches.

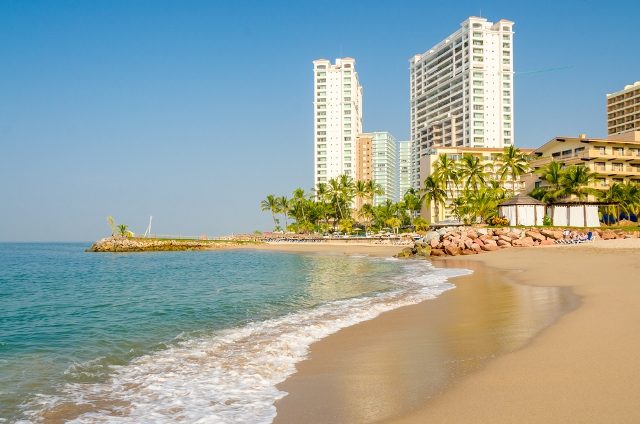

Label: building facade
[398,140,411,199]
[607,81,640,136]
[410,16,514,189]
[421,146,531,222]
[355,133,373,182]
[528,132,640,197]
[313,58,363,186]
[371,132,398,205]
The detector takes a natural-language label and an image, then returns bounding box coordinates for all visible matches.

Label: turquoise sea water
[0,243,463,423]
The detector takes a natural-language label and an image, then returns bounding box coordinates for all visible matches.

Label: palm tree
[422,175,446,223]
[354,180,368,208]
[278,196,290,230]
[533,161,565,202]
[359,203,375,235]
[497,146,530,195]
[558,165,599,200]
[117,224,129,237]
[364,179,384,204]
[620,182,640,218]
[458,153,489,191]
[291,188,308,223]
[260,194,280,230]
[433,154,459,197]
[599,182,624,223]
[402,188,423,223]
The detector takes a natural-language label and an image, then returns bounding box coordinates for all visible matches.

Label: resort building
[421,146,532,223]
[398,140,411,198]
[313,58,363,186]
[409,16,515,189]
[528,132,640,197]
[355,133,373,182]
[371,132,398,205]
[356,132,399,206]
[607,81,640,136]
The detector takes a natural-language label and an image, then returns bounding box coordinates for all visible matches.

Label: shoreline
[273,239,640,423]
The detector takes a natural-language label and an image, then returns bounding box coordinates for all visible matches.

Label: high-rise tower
[409,16,514,188]
[313,58,363,186]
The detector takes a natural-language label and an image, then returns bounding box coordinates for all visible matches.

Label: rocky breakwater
[425,227,558,257]
[396,226,640,259]
[86,236,255,252]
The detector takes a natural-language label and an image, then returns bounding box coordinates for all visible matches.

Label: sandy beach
[240,241,407,257]
[274,239,640,423]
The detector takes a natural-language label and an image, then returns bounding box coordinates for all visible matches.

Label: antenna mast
[143,216,153,237]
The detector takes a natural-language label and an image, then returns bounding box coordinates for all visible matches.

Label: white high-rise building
[313,58,363,186]
[409,16,514,188]
[398,140,411,199]
[371,132,398,205]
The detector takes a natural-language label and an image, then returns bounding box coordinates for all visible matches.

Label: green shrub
[487,216,509,226]
[543,215,552,226]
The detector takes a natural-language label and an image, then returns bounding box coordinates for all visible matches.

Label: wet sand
[274,256,578,423]
[275,241,640,423]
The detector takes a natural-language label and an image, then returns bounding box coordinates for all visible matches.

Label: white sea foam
[26,260,470,423]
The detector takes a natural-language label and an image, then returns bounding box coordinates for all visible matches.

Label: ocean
[0,243,466,423]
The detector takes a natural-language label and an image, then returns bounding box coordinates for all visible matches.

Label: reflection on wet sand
[274,260,578,424]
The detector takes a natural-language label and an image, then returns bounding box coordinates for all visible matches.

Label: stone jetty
[395,226,640,258]
[86,236,258,252]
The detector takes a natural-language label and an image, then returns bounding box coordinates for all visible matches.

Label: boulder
[525,231,546,242]
[480,243,499,252]
[541,229,562,240]
[430,238,440,248]
[467,229,479,239]
[512,236,535,247]
[395,247,415,258]
[499,235,512,243]
[540,239,556,246]
[497,239,512,247]
[461,249,477,255]
[471,243,482,252]
[430,249,446,256]
[507,231,521,240]
[601,231,617,240]
[423,231,441,244]
[444,245,462,256]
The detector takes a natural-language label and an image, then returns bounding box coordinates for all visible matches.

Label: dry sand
[274,239,640,423]
[239,241,407,257]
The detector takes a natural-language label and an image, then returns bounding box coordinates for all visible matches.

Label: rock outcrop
[87,236,255,252]
[396,226,640,258]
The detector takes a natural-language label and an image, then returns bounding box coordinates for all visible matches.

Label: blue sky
[1,0,639,241]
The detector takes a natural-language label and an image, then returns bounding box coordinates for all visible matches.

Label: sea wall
[86,237,258,252]
[396,226,640,258]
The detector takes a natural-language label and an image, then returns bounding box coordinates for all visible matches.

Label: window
[473,40,483,46]
[474,96,483,102]
[473,88,484,94]
[473,80,483,86]
[503,90,510,96]
[503,82,510,88]
[317,118,326,122]
[317,72,326,77]
[473,31,482,37]
[344,137,351,141]
[474,121,484,127]
[504,130,511,136]
[504,106,511,112]
[317,111,326,116]
[473,48,483,54]
[503,58,510,64]
[317,131,326,135]
[473,56,483,62]
[473,71,483,78]
[344,97,351,101]
[503,43,511,48]
[474,129,484,135]
[473,105,484,110]
[473,113,484,118]
[344,110,351,115]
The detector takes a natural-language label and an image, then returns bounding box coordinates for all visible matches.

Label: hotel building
[313,58,363,186]
[398,140,411,198]
[421,146,532,222]
[356,132,398,206]
[607,81,640,136]
[410,16,514,189]
[528,132,640,197]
